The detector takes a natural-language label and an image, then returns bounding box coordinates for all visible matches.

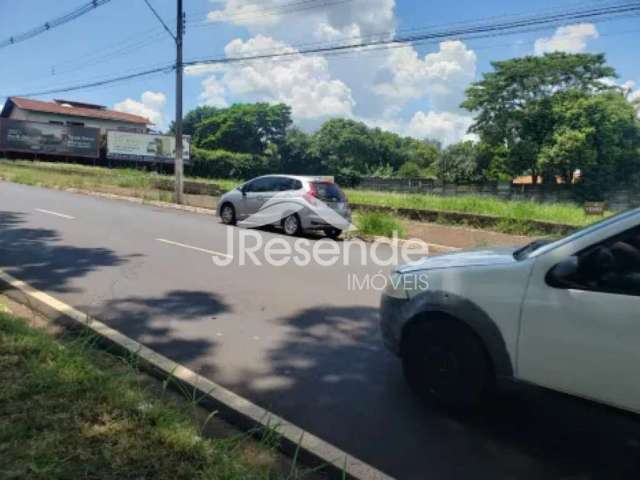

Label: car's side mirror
[546,256,579,288]
[240,186,247,196]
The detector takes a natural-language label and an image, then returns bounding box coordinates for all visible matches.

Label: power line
[44,0,349,81]
[184,1,640,67]
[0,0,115,49]
[7,64,175,97]
[6,0,640,98]
[143,0,176,41]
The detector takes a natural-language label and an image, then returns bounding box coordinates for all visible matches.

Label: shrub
[189,147,256,179]
[356,211,406,238]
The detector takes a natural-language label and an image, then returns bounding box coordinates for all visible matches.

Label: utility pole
[174,0,184,204]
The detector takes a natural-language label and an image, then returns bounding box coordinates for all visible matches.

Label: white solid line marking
[35,208,75,220]
[156,238,232,259]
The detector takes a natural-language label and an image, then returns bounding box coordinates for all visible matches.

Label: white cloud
[196,35,355,123]
[534,23,599,55]
[406,111,475,145]
[207,0,395,42]
[185,63,224,77]
[374,40,477,111]
[200,76,228,108]
[113,91,166,127]
[200,0,480,142]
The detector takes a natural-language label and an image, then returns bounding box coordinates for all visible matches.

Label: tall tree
[462,52,616,183]
[437,141,485,183]
[540,90,640,198]
[195,103,292,155]
[170,105,219,136]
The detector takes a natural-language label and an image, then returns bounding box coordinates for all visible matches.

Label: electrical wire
[184,1,640,67]
[143,0,176,41]
[0,0,115,49]
[6,0,640,98]
[44,0,351,80]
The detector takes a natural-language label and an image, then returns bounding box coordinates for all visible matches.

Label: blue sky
[1,0,639,144]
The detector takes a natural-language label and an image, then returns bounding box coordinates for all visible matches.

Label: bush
[356,211,406,238]
[189,147,256,179]
[334,166,363,187]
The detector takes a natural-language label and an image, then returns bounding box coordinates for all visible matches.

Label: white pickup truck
[380,208,640,412]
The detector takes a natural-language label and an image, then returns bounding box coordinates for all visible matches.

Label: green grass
[345,189,597,227]
[0,160,240,194]
[0,159,601,234]
[0,306,306,480]
[354,211,406,238]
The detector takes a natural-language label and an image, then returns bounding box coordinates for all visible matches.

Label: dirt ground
[405,220,533,250]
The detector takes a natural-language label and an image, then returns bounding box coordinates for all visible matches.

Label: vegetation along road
[1,181,639,479]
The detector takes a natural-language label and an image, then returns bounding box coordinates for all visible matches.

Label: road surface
[1,181,639,479]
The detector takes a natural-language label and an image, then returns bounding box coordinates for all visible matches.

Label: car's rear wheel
[283,213,301,236]
[402,318,494,411]
[324,227,342,240]
[220,203,236,225]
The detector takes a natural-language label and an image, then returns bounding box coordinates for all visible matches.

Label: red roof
[6,97,150,125]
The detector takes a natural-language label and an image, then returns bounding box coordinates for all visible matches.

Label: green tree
[542,91,640,199]
[437,141,485,183]
[279,127,322,174]
[462,52,616,183]
[195,103,292,155]
[312,119,377,174]
[169,106,219,136]
[397,161,422,178]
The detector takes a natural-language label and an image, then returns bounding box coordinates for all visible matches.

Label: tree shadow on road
[0,210,131,294]
[224,303,640,480]
[97,290,232,377]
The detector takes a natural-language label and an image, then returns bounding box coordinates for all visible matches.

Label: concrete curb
[0,269,393,480]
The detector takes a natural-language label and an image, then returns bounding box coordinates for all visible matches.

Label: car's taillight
[304,183,319,204]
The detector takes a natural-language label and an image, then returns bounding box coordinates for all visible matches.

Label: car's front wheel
[282,213,301,236]
[220,203,236,225]
[402,318,494,411]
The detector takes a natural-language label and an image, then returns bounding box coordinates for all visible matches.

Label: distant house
[0,97,150,134]
[512,171,581,185]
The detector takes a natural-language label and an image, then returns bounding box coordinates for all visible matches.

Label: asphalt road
[2,181,640,479]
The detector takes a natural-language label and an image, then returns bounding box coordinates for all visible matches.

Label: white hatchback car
[381,208,640,412]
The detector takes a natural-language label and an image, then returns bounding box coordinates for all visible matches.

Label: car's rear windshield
[312,182,346,202]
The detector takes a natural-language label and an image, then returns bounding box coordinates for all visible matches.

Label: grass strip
[0,305,304,480]
[0,160,600,235]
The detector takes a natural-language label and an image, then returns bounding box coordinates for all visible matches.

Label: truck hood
[396,246,519,274]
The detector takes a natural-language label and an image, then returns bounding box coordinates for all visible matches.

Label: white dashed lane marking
[35,208,75,220]
[155,238,233,260]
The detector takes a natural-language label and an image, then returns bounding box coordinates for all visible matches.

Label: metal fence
[356,177,640,211]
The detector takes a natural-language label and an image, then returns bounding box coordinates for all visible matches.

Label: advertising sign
[0,118,99,158]
[107,131,191,164]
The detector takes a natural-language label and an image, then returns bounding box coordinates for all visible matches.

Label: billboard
[107,131,191,164]
[0,118,99,158]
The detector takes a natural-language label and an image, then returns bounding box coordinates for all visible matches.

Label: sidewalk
[405,220,533,250]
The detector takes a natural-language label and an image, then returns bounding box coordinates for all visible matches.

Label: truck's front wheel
[402,318,495,411]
